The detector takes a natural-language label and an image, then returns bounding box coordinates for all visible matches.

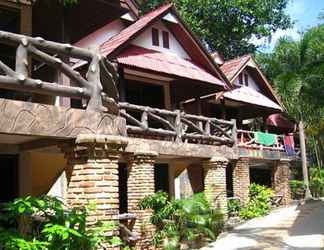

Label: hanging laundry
[255,131,277,146]
[284,135,295,156]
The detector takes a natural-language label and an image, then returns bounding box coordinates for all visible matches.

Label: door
[0,155,18,203]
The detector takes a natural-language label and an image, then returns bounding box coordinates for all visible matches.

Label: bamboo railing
[119,102,236,146]
[0,30,118,112]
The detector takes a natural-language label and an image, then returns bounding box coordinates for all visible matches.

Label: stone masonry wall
[233,158,250,205]
[203,157,228,216]
[272,159,292,206]
[128,151,157,249]
[63,135,127,227]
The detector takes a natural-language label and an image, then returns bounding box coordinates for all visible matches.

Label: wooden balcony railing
[237,129,285,151]
[0,30,118,112]
[119,102,236,146]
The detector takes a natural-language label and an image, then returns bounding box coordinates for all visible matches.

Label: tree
[257,24,324,199]
[138,0,292,59]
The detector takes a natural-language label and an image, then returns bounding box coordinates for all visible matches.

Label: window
[239,73,243,85]
[152,28,159,46]
[162,31,169,48]
[244,73,249,86]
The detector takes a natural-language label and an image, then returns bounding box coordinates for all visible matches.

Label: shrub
[227,198,241,216]
[139,191,224,249]
[290,180,305,199]
[239,183,273,220]
[0,196,123,250]
[309,166,324,198]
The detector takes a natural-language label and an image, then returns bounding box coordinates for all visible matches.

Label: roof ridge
[223,54,251,65]
[100,3,173,57]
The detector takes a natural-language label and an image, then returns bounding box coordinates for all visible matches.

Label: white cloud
[250,28,301,52]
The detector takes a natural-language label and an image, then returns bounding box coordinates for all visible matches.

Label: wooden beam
[0,98,127,139]
[19,139,65,151]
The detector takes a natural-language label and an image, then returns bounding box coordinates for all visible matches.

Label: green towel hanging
[255,132,277,146]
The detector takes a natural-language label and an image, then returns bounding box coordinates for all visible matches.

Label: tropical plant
[227,198,241,217]
[0,196,123,250]
[139,191,224,249]
[257,24,324,199]
[239,183,273,220]
[309,166,324,198]
[290,180,305,199]
[138,0,292,59]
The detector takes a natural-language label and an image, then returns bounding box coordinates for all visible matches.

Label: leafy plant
[227,198,241,216]
[290,180,305,199]
[139,191,224,249]
[239,183,273,220]
[0,196,123,250]
[309,166,324,198]
[139,0,292,59]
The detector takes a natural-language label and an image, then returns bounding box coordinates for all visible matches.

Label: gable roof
[116,45,226,87]
[223,86,282,111]
[220,55,283,107]
[100,3,231,89]
[220,55,251,81]
[100,4,172,57]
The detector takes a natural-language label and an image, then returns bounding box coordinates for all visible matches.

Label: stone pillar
[272,159,291,206]
[63,135,127,226]
[233,158,250,205]
[203,157,228,215]
[128,151,158,249]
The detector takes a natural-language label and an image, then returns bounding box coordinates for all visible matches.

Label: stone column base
[203,157,229,216]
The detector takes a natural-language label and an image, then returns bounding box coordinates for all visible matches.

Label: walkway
[203,200,324,250]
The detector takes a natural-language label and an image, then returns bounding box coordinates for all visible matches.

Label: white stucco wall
[233,69,260,92]
[131,20,191,59]
[74,19,125,49]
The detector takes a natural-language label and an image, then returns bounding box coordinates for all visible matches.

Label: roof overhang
[116,45,226,89]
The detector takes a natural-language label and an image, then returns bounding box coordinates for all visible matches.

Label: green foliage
[0,196,122,250]
[290,180,305,199]
[227,199,241,216]
[309,166,324,198]
[257,24,324,123]
[139,0,292,59]
[239,183,273,220]
[139,191,224,249]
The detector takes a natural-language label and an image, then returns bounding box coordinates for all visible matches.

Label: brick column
[203,157,228,215]
[128,151,158,249]
[233,158,250,205]
[272,159,291,206]
[63,135,127,225]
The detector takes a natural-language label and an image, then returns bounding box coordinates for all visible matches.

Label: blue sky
[255,0,324,51]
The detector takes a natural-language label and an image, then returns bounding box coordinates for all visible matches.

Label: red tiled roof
[220,55,251,81]
[224,86,282,111]
[100,3,172,57]
[117,45,226,87]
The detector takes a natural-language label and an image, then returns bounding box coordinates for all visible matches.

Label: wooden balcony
[237,129,300,159]
[119,102,236,146]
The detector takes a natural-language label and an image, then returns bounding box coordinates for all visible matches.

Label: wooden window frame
[239,73,243,85]
[162,31,169,49]
[244,73,249,86]
[152,28,159,46]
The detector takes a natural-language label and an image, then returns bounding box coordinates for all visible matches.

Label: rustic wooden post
[16,41,29,79]
[175,109,182,142]
[86,51,104,112]
[141,109,148,130]
[205,120,211,136]
[231,119,237,146]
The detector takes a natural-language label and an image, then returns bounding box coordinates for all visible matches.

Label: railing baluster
[141,109,148,130]
[231,119,237,146]
[175,109,182,143]
[205,120,211,136]
[16,41,29,80]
